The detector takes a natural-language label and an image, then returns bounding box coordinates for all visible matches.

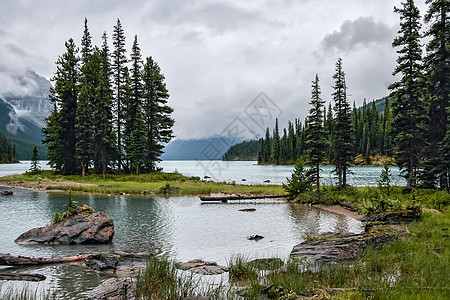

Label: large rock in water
[15,212,114,244]
[290,226,410,263]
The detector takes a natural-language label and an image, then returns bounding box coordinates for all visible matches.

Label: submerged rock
[85,277,136,300]
[15,212,114,245]
[177,259,229,275]
[85,253,119,271]
[247,234,264,241]
[249,258,284,270]
[0,191,13,196]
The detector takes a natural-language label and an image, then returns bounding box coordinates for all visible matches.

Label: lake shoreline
[0,179,368,224]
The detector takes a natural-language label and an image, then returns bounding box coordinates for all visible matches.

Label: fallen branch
[0,254,89,266]
[0,272,46,281]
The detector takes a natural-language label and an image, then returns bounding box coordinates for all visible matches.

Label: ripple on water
[0,188,363,297]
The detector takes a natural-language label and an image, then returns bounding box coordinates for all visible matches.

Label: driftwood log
[200,194,288,202]
[0,272,46,281]
[0,254,89,266]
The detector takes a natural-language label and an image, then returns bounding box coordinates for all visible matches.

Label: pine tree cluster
[43,19,174,176]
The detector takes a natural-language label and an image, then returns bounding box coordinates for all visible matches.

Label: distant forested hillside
[222,98,392,164]
[222,140,262,161]
[0,133,19,163]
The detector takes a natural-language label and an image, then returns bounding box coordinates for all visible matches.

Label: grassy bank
[0,170,284,196]
[229,211,450,299]
[296,186,449,213]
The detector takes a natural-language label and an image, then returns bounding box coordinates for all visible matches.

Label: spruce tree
[421,0,450,189]
[94,33,117,178]
[272,118,281,164]
[389,0,427,188]
[305,74,327,191]
[383,98,393,156]
[29,145,40,174]
[43,39,79,174]
[142,56,174,171]
[76,20,95,176]
[287,121,296,162]
[125,35,144,172]
[112,18,128,172]
[332,58,353,189]
[263,127,271,163]
[128,103,147,174]
[283,158,312,199]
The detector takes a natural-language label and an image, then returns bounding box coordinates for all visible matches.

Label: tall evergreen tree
[29,145,40,174]
[125,35,145,172]
[305,74,327,192]
[80,18,92,63]
[383,98,393,156]
[331,58,353,189]
[262,127,271,163]
[76,20,95,176]
[324,102,334,161]
[287,121,296,162]
[421,0,450,189]
[272,118,281,164]
[128,102,147,174]
[43,39,79,174]
[112,18,128,172]
[142,56,174,171]
[389,0,427,188]
[93,33,117,178]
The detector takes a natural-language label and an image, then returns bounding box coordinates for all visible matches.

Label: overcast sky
[0,0,429,140]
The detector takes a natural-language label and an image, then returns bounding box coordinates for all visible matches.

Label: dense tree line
[224,97,392,164]
[43,19,174,177]
[222,140,262,161]
[0,133,18,163]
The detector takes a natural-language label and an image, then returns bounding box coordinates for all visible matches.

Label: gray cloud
[0,0,427,139]
[322,17,395,52]
[144,1,267,34]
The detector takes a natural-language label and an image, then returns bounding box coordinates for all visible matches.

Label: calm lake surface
[0,160,400,297]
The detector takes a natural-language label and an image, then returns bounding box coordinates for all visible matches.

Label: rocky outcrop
[177,260,229,275]
[15,212,114,245]
[291,227,409,263]
[362,208,421,224]
[84,277,136,300]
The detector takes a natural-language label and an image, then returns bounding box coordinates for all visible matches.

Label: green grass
[238,212,450,299]
[297,186,450,212]
[0,170,285,196]
[228,254,259,282]
[135,255,230,299]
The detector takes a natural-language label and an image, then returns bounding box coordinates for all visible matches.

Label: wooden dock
[199,194,289,202]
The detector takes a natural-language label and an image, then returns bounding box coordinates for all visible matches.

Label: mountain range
[0,68,51,159]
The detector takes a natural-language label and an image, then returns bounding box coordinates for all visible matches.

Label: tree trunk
[0,272,46,281]
[0,254,89,266]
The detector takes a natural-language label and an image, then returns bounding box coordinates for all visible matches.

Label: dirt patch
[1,181,96,191]
[422,208,443,214]
[315,204,365,221]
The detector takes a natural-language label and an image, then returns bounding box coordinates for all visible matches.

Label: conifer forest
[225,0,449,191]
[43,19,174,177]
